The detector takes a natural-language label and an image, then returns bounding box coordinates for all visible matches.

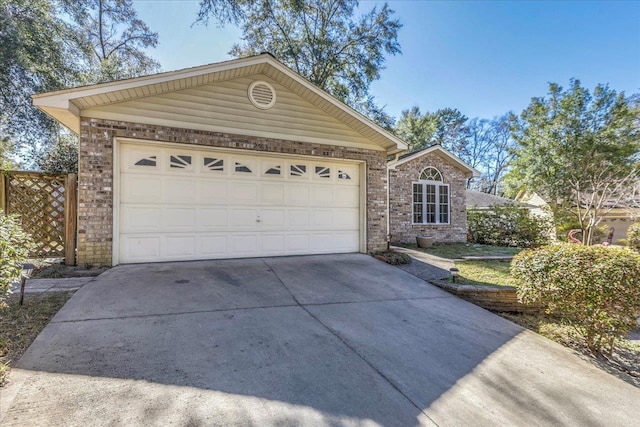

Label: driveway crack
[262,259,439,426]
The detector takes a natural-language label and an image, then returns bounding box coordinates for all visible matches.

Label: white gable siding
[81,74,382,151]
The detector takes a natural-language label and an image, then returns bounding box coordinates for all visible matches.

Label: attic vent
[248,81,276,109]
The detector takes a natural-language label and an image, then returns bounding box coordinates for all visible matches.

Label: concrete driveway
[1,254,638,426]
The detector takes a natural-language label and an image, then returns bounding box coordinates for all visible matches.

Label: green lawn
[404,242,522,260]
[453,260,514,287]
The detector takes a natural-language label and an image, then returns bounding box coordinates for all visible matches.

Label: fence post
[64,173,77,266]
[0,172,6,213]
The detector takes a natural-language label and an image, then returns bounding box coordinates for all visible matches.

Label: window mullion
[435,185,440,224]
[422,184,427,224]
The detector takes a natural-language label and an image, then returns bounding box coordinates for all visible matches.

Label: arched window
[419,167,443,182]
[413,166,449,224]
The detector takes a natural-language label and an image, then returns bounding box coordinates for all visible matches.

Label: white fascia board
[388,145,481,177]
[31,55,267,107]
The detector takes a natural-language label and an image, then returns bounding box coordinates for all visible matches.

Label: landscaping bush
[467,204,551,247]
[373,250,411,265]
[511,244,640,355]
[0,211,35,304]
[627,222,640,251]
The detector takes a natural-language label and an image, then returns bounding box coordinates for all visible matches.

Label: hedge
[511,244,640,354]
[628,222,640,251]
[468,204,551,247]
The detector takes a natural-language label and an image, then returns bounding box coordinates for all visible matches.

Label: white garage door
[117,142,362,263]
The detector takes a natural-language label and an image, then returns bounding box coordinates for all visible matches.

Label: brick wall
[389,152,468,245]
[78,117,388,265]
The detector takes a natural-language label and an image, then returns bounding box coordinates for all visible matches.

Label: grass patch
[452,260,514,287]
[404,242,522,260]
[30,259,108,279]
[501,312,640,387]
[0,292,73,387]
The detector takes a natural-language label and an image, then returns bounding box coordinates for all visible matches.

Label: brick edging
[429,279,542,313]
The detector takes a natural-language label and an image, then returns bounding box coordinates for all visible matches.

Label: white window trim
[411,180,450,225]
[419,166,443,182]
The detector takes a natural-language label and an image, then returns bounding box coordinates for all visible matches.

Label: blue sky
[133,0,640,121]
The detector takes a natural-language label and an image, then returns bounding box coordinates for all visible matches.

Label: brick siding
[389,152,468,245]
[78,117,388,265]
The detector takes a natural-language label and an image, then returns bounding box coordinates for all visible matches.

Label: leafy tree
[61,0,160,83]
[394,106,435,149]
[33,134,78,173]
[506,80,640,244]
[394,107,468,152]
[1,0,160,168]
[0,0,79,151]
[0,138,18,170]
[196,0,401,128]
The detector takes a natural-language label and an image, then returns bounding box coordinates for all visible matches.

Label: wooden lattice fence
[0,171,77,265]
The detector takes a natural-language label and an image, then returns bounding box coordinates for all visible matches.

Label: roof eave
[31,54,408,152]
[387,145,480,177]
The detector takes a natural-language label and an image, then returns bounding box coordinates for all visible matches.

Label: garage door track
[1,254,638,426]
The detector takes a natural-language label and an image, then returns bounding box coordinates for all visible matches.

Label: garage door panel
[230,209,259,229]
[164,208,196,229]
[333,209,360,229]
[229,234,258,256]
[164,178,197,204]
[334,232,360,250]
[286,209,310,227]
[260,209,285,227]
[121,176,161,203]
[197,180,228,203]
[120,206,161,232]
[287,185,310,205]
[118,143,361,263]
[121,236,161,262]
[286,234,310,252]
[197,208,228,229]
[312,210,333,227]
[335,187,360,208]
[259,234,285,254]
[310,186,334,206]
[198,235,228,256]
[229,182,258,202]
[261,183,285,204]
[165,236,196,257]
[309,233,335,252]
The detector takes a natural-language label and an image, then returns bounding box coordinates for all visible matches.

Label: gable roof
[32,54,408,154]
[387,144,481,178]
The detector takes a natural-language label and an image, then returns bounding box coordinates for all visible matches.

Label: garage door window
[170,155,192,169]
[235,162,252,173]
[204,157,224,172]
[134,156,157,167]
[290,164,307,177]
[315,166,331,179]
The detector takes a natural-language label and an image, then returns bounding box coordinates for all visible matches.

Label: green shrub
[467,204,552,247]
[511,244,640,355]
[0,211,35,304]
[627,222,640,251]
